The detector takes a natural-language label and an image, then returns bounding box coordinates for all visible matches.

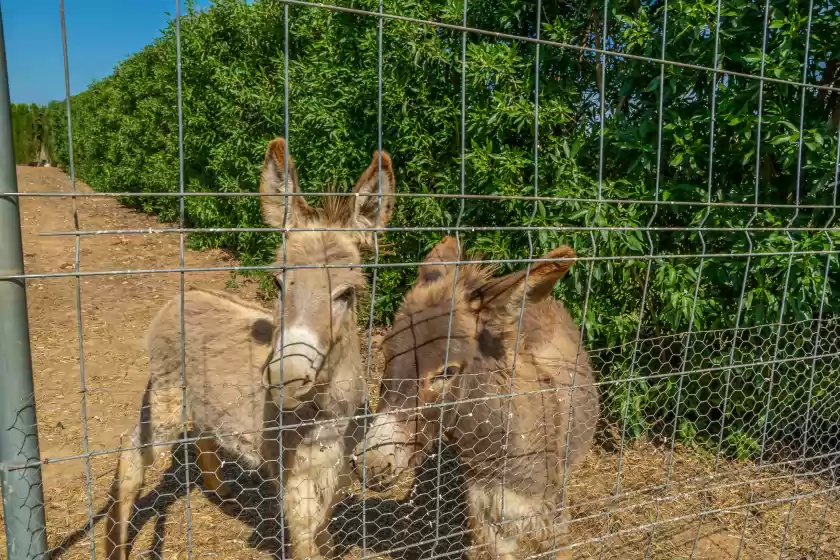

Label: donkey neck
[278,325,364,452]
[445,354,511,437]
[443,344,553,485]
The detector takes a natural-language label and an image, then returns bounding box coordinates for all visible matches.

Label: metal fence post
[0,5,49,559]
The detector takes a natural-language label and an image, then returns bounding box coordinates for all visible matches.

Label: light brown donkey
[355,237,599,560]
[105,137,396,560]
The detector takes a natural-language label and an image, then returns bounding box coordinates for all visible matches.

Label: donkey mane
[271,152,396,251]
[271,192,390,259]
[400,260,495,314]
[291,189,357,227]
[396,252,569,359]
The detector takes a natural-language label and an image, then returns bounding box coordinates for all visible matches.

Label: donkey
[105,137,396,560]
[354,236,599,560]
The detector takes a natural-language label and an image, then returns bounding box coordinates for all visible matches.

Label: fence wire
[1,0,839,559]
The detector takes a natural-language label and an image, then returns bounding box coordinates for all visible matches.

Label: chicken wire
[0,0,838,559]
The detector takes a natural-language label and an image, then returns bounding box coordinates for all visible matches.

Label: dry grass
[0,167,837,559]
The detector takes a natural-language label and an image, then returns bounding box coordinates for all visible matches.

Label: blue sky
[3,1,207,105]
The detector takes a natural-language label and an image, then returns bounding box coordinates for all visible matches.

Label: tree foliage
[45,0,840,460]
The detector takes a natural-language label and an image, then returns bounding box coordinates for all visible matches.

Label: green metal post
[0,5,49,559]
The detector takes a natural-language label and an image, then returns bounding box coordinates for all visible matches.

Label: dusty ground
[0,167,837,559]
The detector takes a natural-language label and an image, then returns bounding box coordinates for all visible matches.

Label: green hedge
[46,0,840,460]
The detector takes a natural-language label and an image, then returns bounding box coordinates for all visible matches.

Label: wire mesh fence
[1,0,839,558]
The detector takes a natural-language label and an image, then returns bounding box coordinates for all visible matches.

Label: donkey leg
[545,510,572,560]
[105,424,150,560]
[105,387,181,560]
[466,485,516,560]
[195,436,232,499]
[285,439,347,560]
[468,484,564,560]
[531,514,572,560]
[510,500,571,560]
[486,524,519,560]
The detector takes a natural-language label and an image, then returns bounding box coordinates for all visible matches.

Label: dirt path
[7,167,267,558]
[0,167,837,559]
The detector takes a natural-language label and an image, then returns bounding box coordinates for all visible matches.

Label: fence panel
[1,0,839,558]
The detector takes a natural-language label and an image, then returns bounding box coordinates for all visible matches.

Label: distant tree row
[11,103,53,164]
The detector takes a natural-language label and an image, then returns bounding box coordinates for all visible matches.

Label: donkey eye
[435,364,460,380]
[273,274,284,293]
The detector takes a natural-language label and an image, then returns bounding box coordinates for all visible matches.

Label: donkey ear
[260,137,314,228]
[351,151,396,229]
[415,236,461,286]
[470,246,577,312]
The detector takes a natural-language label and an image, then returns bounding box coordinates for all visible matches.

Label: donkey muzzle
[263,328,324,409]
[353,413,417,490]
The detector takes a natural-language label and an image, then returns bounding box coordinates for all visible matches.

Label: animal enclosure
[1,0,839,559]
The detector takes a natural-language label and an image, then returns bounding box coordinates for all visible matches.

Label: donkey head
[355,236,576,489]
[260,138,396,410]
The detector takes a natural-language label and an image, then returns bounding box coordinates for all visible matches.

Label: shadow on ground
[47,441,469,560]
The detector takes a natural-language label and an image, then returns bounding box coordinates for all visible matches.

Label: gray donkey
[355,237,599,560]
[105,137,396,560]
